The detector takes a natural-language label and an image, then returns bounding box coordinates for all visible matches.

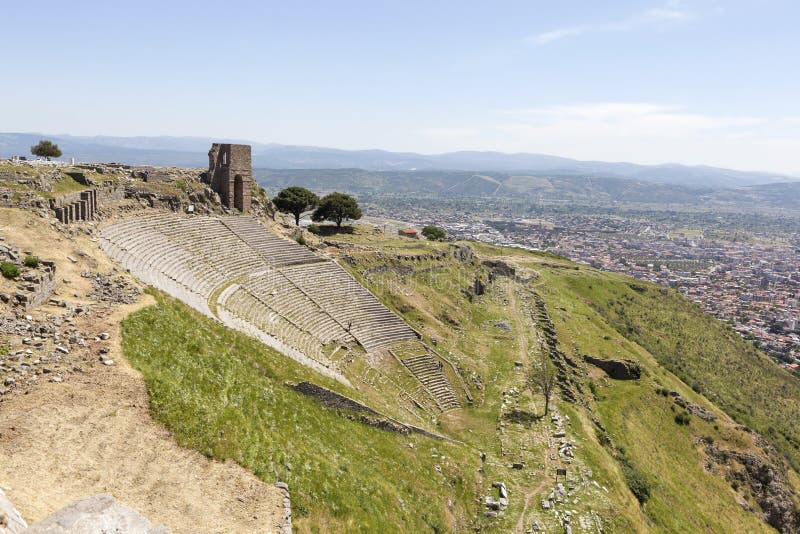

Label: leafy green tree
[30,140,62,160]
[272,186,320,226]
[311,192,362,229]
[421,225,446,241]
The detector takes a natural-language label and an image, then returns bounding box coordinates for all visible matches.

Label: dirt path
[515,472,552,533]
[0,210,286,532]
[0,306,286,533]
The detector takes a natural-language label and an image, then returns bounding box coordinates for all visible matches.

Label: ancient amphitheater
[99,213,461,409]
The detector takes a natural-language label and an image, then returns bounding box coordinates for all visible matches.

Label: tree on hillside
[30,140,62,160]
[529,349,558,416]
[272,186,319,225]
[421,225,446,241]
[311,192,362,229]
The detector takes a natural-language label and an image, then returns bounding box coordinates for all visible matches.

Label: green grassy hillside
[120,230,799,532]
[540,267,800,470]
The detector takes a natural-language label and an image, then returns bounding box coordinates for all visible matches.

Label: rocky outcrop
[0,488,27,533]
[450,244,473,263]
[482,259,516,279]
[584,355,641,380]
[706,442,800,533]
[26,494,170,534]
[670,391,717,422]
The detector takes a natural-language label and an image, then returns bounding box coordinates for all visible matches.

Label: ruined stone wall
[50,184,124,223]
[206,143,253,212]
[288,381,380,414]
[96,184,125,204]
[288,381,450,441]
[21,260,57,310]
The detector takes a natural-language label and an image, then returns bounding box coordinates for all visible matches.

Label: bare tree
[529,350,558,416]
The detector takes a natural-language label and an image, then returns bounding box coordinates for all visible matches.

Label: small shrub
[23,255,40,268]
[620,458,651,504]
[307,224,321,235]
[296,235,307,246]
[0,262,20,279]
[675,411,691,426]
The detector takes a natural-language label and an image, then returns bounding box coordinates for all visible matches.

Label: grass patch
[0,262,20,279]
[122,289,477,533]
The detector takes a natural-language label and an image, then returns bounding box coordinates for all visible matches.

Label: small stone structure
[398,229,418,238]
[18,260,57,310]
[583,355,641,380]
[0,242,56,310]
[203,144,253,212]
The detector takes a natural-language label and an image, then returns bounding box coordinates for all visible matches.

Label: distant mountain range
[1,132,796,188]
[255,168,800,210]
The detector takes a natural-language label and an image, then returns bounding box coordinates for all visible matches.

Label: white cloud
[526,26,585,45]
[528,3,694,45]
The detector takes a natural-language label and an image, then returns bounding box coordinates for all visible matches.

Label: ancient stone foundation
[203,143,253,212]
[18,261,56,310]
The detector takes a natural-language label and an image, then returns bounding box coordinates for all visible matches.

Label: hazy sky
[3,1,800,173]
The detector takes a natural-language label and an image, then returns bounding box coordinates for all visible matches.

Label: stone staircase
[399,353,461,412]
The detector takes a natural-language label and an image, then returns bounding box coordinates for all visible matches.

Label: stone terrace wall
[50,183,124,223]
[288,381,451,441]
[288,381,380,414]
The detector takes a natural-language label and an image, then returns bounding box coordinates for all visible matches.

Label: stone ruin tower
[204,143,253,212]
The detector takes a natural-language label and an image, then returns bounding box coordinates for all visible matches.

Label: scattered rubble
[85,271,141,304]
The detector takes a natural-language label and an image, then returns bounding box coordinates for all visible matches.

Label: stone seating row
[222,286,330,363]
[244,273,354,345]
[278,262,418,351]
[221,217,322,267]
[400,354,461,411]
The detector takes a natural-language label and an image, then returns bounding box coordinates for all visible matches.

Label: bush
[675,411,691,425]
[620,459,651,504]
[23,255,39,268]
[0,262,20,279]
[296,235,307,246]
[307,224,321,235]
